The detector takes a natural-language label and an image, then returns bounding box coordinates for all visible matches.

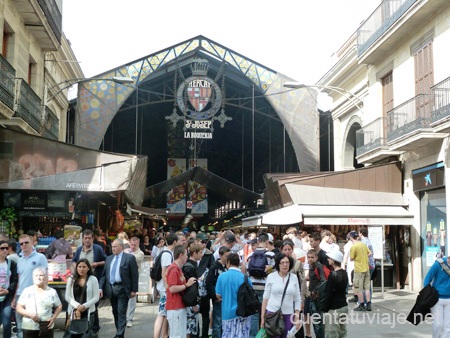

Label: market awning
[300,204,413,225]
[144,166,262,205]
[242,204,303,227]
[128,205,168,217]
[242,203,413,227]
[0,129,148,205]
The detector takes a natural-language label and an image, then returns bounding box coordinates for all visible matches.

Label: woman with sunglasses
[0,240,18,338]
[261,253,302,338]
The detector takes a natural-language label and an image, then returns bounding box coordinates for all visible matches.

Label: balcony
[431,76,450,132]
[356,0,446,64]
[14,0,62,50]
[11,79,42,134]
[41,106,59,140]
[358,0,414,55]
[0,54,16,117]
[356,117,401,164]
[387,94,446,150]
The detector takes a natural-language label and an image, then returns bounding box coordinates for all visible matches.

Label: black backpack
[150,250,173,281]
[236,275,260,317]
[247,250,268,278]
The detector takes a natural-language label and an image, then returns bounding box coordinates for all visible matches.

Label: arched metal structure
[74,36,320,174]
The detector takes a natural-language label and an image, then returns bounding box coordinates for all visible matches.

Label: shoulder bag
[68,277,90,336]
[264,273,290,337]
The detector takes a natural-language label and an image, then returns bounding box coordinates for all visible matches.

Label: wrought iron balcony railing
[357,0,416,55]
[386,94,432,143]
[356,117,386,156]
[14,79,42,133]
[37,0,62,43]
[431,76,450,124]
[0,54,16,111]
[42,106,59,140]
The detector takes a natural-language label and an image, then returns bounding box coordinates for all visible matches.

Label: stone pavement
[4,289,432,338]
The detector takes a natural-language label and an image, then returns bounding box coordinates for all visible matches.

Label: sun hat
[326,250,344,263]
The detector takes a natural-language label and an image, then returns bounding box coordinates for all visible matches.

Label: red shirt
[166,262,185,310]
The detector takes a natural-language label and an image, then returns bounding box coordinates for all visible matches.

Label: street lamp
[283,82,364,113]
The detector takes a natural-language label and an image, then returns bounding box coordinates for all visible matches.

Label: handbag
[69,310,89,335]
[264,274,290,337]
[67,276,90,336]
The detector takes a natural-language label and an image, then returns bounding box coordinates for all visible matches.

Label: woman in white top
[16,267,62,338]
[65,258,100,337]
[261,254,302,338]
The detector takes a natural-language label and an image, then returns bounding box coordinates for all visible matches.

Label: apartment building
[0,0,82,141]
[318,0,450,291]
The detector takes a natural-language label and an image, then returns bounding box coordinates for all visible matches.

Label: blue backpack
[247,250,268,278]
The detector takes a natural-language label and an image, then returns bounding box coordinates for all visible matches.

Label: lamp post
[283,82,364,113]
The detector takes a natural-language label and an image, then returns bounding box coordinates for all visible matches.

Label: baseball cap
[326,250,344,263]
[267,233,274,243]
[348,231,359,239]
[224,233,236,243]
[196,232,208,241]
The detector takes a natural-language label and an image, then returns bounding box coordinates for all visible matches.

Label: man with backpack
[153,233,178,338]
[216,252,253,338]
[307,249,328,338]
[246,233,275,338]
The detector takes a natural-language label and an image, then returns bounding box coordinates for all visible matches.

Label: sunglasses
[20,241,30,246]
[0,247,8,250]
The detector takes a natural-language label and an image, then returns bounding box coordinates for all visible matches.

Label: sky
[62,0,380,85]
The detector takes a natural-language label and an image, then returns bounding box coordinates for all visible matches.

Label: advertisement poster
[166,158,208,214]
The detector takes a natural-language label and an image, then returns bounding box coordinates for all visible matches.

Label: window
[414,41,434,118]
[382,72,393,134]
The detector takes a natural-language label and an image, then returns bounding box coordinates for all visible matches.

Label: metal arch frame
[75,35,279,150]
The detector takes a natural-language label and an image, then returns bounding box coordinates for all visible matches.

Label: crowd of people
[150,226,378,338]
[0,224,447,338]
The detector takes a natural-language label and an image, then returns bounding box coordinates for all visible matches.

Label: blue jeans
[250,289,264,338]
[212,301,222,338]
[0,296,12,338]
[310,300,324,338]
[15,294,23,338]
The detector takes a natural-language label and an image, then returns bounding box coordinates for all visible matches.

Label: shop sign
[347,218,371,224]
[22,192,46,210]
[166,158,208,214]
[412,162,445,192]
[47,192,68,209]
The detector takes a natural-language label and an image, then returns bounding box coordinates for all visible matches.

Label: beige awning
[300,204,413,225]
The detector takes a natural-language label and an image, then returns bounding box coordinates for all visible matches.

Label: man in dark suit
[99,239,139,338]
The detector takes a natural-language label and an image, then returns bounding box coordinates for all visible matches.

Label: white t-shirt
[156,250,173,292]
[0,262,8,288]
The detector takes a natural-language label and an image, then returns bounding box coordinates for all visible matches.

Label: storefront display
[413,162,447,278]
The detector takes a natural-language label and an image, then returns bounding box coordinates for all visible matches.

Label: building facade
[0,0,82,141]
[318,0,450,291]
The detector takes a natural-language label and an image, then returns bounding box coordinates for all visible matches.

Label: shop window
[420,188,446,277]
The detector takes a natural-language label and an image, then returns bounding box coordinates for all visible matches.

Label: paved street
[3,289,432,338]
